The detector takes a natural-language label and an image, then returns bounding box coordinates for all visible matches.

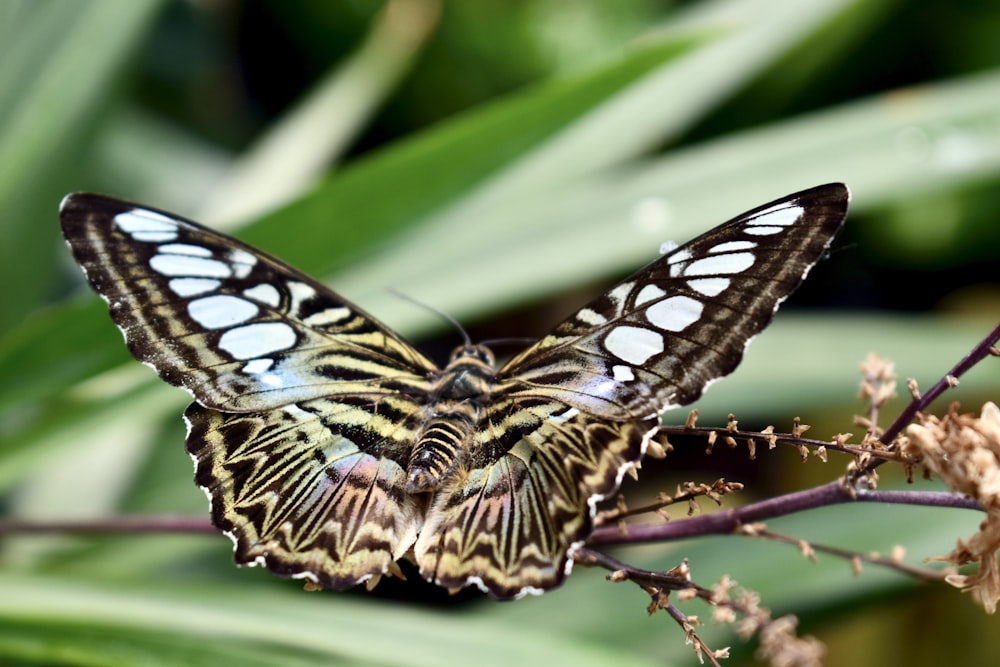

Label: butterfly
[59,183,848,599]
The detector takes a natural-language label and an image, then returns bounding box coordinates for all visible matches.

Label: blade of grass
[331,67,1000,333]
[197,0,442,227]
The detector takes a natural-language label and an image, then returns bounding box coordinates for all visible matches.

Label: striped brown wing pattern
[184,396,427,590]
[414,400,658,597]
[59,184,849,600]
[500,183,849,421]
[58,193,437,412]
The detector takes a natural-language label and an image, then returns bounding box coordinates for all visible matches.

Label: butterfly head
[448,343,495,368]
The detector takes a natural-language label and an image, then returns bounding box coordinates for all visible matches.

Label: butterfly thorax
[405,344,498,494]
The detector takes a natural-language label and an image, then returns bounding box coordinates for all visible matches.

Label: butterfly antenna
[387,288,472,347]
[478,336,535,353]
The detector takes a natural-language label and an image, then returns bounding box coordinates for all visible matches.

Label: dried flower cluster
[706,575,824,667]
[902,402,1000,612]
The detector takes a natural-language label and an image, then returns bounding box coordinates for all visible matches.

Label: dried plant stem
[880,319,1000,446]
[586,484,980,547]
[743,525,950,582]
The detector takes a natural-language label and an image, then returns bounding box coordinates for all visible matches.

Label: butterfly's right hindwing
[59,194,437,412]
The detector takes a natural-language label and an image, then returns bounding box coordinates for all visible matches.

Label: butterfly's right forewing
[499,184,849,420]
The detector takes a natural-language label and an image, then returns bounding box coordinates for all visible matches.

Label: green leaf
[0,0,865,411]
[0,574,664,667]
[0,0,162,332]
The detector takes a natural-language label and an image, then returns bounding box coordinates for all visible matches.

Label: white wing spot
[219,322,297,360]
[149,254,232,278]
[259,373,286,388]
[157,243,212,257]
[242,358,274,374]
[303,307,353,327]
[188,295,259,329]
[709,240,757,253]
[683,252,755,277]
[114,209,178,243]
[228,248,258,279]
[744,226,783,236]
[607,282,634,311]
[750,204,802,227]
[169,277,221,297]
[575,308,607,326]
[548,407,580,424]
[667,248,692,264]
[243,283,282,308]
[646,295,703,332]
[687,277,730,297]
[635,284,665,306]
[288,281,318,311]
[612,364,635,382]
[603,326,664,365]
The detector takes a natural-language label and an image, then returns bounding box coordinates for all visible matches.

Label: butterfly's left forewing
[59,193,438,412]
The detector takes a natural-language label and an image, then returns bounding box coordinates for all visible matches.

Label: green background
[1,1,999,665]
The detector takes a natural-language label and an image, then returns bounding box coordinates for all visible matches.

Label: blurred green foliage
[1,1,999,665]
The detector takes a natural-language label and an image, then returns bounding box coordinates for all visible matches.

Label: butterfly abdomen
[406,345,501,493]
[407,416,470,493]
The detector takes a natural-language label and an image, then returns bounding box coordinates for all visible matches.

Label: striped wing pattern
[500,184,850,421]
[59,184,848,599]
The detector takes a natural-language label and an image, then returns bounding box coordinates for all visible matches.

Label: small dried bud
[762,425,778,449]
[646,439,668,459]
[832,433,853,447]
[677,587,697,601]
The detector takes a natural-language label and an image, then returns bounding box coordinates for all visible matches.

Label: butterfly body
[60,184,849,599]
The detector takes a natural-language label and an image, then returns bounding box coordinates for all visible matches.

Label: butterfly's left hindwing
[59,184,849,600]
[184,398,426,590]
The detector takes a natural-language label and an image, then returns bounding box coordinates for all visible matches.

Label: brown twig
[879,319,1000,447]
[737,524,951,582]
[587,484,980,547]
